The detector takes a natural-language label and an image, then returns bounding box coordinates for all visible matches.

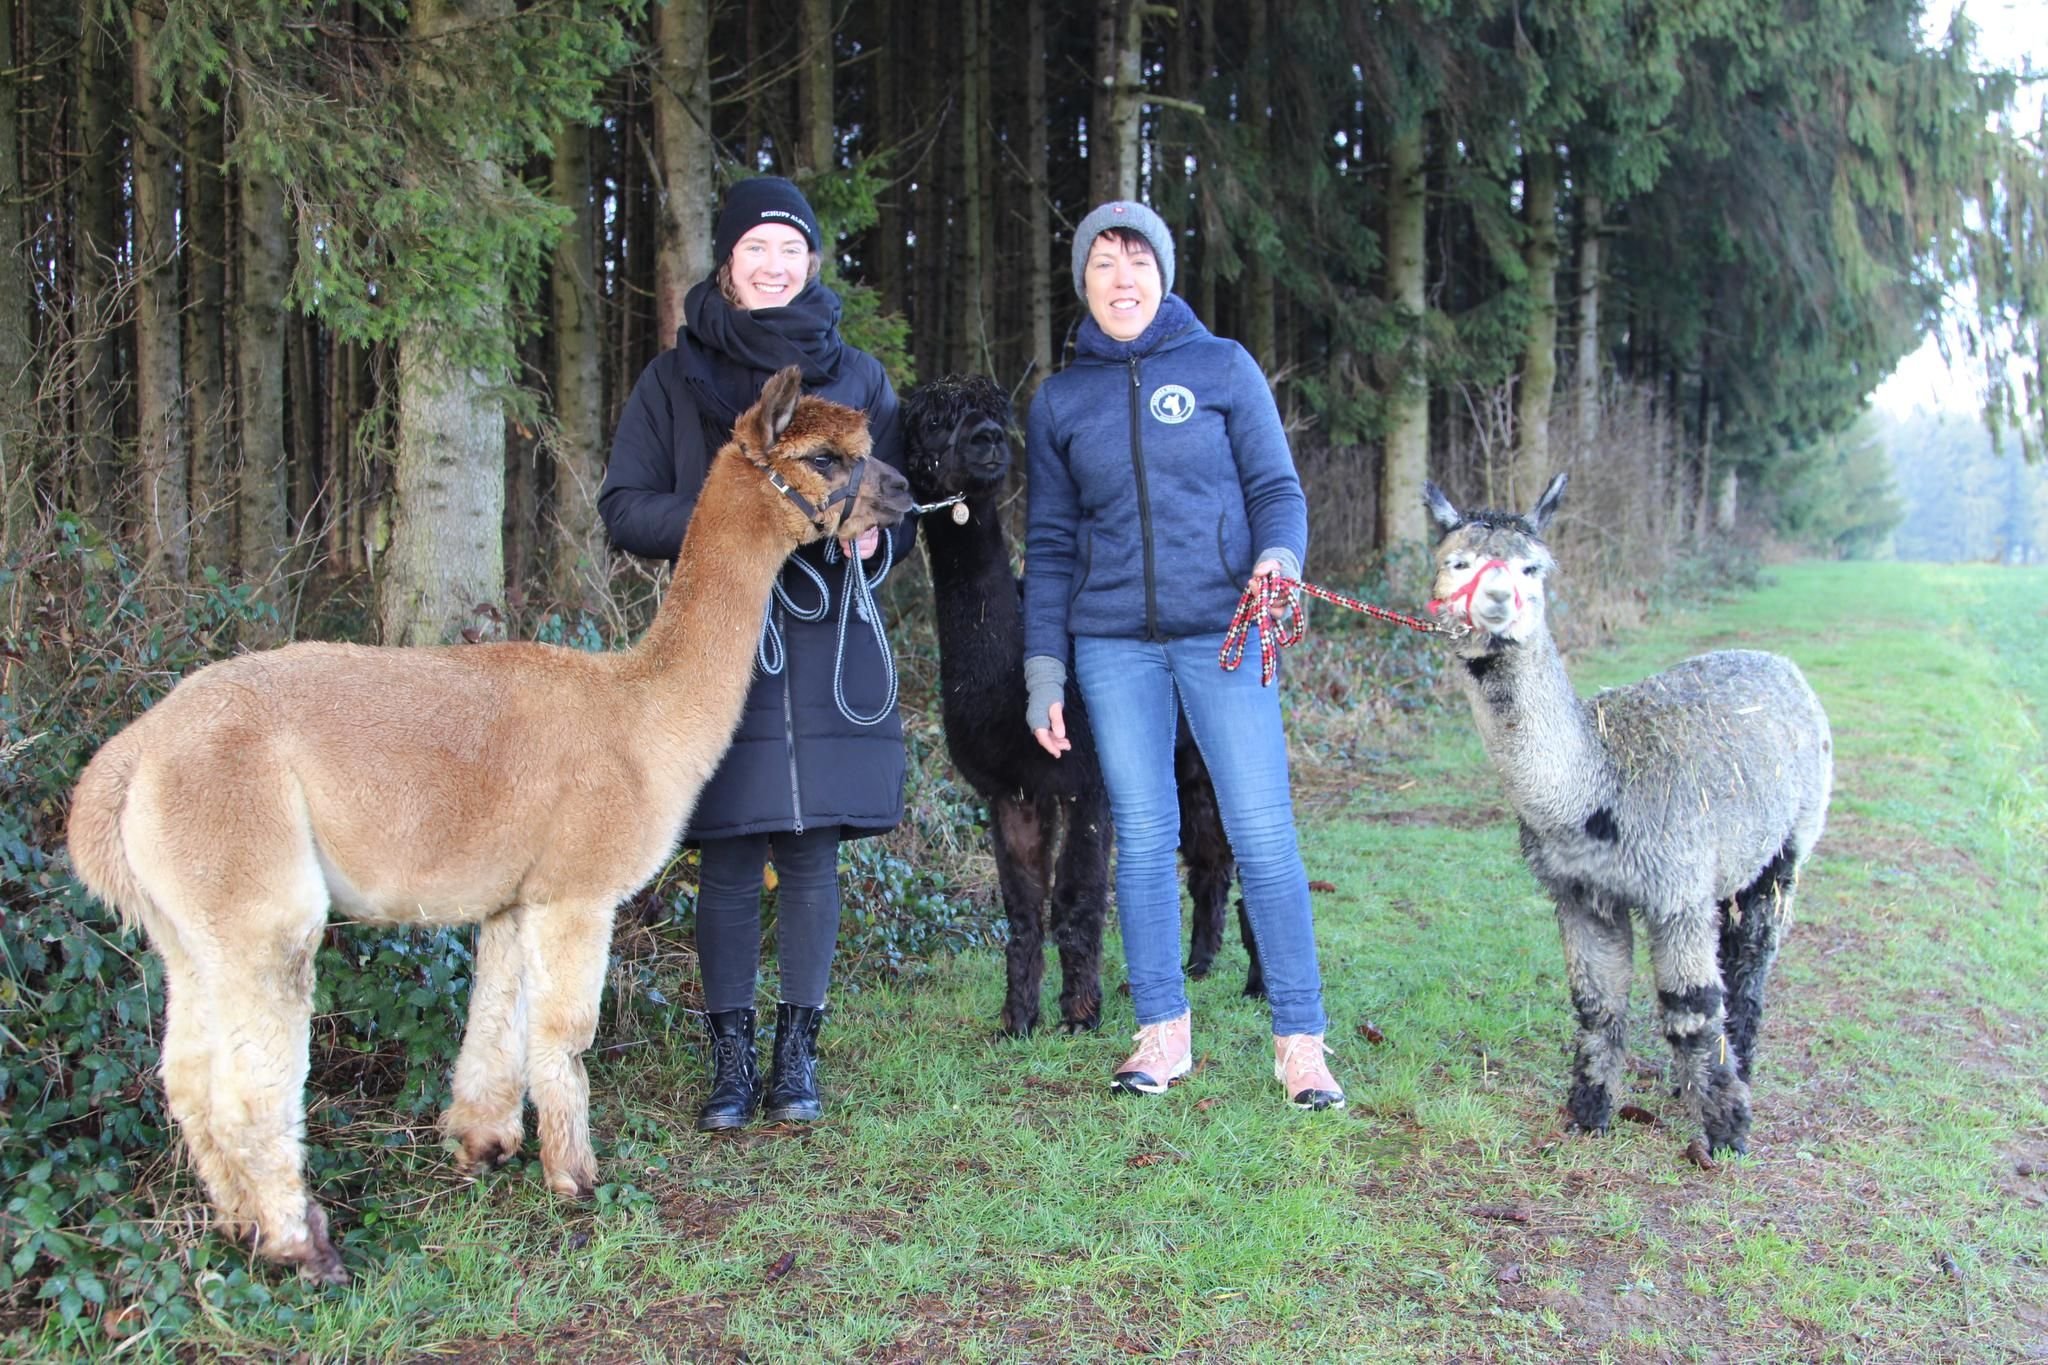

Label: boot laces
[1276,1034,1338,1091]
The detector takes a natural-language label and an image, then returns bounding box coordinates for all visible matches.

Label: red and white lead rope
[1219,575,1457,687]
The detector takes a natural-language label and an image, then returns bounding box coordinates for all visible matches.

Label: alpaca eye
[1449,558,1470,571]
[810,454,837,472]
[1522,564,1542,577]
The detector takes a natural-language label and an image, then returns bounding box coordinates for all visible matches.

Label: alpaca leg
[989,795,1051,1037]
[203,915,342,1283]
[1719,847,1795,1084]
[442,909,529,1174]
[1653,909,1751,1155]
[1049,790,1108,1032]
[1175,734,1233,980]
[1235,897,1266,999]
[1557,895,1634,1136]
[149,918,261,1237]
[522,899,618,1200]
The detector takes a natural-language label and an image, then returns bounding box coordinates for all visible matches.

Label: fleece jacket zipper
[1127,356,1161,640]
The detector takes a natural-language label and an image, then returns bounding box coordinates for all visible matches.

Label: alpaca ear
[1423,480,1463,534]
[1527,472,1567,534]
[760,365,803,444]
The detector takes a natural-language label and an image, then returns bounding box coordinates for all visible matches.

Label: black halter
[744,439,868,533]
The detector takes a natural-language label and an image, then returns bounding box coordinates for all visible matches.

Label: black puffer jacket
[598,283,912,841]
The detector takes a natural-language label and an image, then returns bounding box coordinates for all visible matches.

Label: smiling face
[728,223,815,310]
[1083,230,1163,342]
[1423,475,1567,650]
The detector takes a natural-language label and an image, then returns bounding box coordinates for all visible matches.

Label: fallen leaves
[1309,879,1338,893]
[765,1251,797,1283]
[1683,1139,1718,1171]
[1356,1020,1386,1045]
[1616,1104,1658,1125]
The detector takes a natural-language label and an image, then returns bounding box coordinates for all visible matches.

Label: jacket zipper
[778,601,805,834]
[1127,356,1161,640]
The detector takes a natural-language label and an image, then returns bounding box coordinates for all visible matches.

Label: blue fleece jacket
[1022,294,1308,671]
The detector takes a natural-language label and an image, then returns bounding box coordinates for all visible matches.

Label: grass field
[35,560,2048,1362]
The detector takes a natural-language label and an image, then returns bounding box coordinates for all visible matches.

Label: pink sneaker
[1275,1034,1345,1110]
[1111,1011,1192,1095]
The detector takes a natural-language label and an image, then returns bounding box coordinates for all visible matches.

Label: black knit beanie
[713,177,823,265]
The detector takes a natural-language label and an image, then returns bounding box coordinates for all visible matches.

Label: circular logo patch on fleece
[1149,384,1196,425]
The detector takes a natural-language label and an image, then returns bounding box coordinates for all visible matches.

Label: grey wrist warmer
[1023,655,1068,733]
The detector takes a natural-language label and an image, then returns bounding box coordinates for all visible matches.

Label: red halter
[1426,558,1515,630]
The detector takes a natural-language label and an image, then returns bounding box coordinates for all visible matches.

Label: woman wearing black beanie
[599,177,913,1130]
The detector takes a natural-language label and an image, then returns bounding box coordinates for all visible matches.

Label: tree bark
[1241,0,1275,369]
[0,0,35,560]
[551,119,608,611]
[380,0,507,646]
[1377,119,1429,563]
[1513,145,1561,502]
[132,2,188,583]
[797,0,833,177]
[1091,1,1119,207]
[237,80,293,640]
[873,0,904,314]
[186,100,232,576]
[71,6,119,512]
[1573,192,1603,454]
[1025,0,1053,397]
[959,0,990,372]
[653,0,713,347]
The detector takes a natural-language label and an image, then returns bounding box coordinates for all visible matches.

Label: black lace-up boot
[764,1003,826,1123]
[696,1008,762,1131]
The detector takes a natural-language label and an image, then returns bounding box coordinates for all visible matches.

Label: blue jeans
[1072,630,1328,1037]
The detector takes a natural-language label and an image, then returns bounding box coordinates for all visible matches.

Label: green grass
[27,560,2048,1362]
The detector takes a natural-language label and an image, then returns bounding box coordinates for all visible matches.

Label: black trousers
[695,826,843,1013]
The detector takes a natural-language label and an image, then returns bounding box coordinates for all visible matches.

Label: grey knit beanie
[1070,200,1175,300]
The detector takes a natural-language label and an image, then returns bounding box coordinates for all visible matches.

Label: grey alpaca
[1423,474,1832,1154]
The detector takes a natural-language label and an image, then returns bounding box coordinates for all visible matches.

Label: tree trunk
[1513,145,1560,503]
[187,100,232,576]
[797,0,833,177]
[1024,0,1053,397]
[652,0,712,347]
[959,0,990,372]
[132,2,187,583]
[0,0,35,562]
[237,82,293,640]
[1091,1,1119,207]
[1377,119,1429,564]
[551,119,608,611]
[1195,0,1218,327]
[380,0,507,646]
[71,6,119,512]
[1110,0,1143,201]
[1573,192,1603,454]
[1241,0,1275,369]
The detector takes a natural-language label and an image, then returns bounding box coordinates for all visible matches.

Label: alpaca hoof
[293,1204,349,1286]
[1241,977,1266,1000]
[546,1167,598,1201]
[999,1008,1039,1039]
[1186,956,1215,981]
[1060,1012,1100,1035]
[452,1129,523,1175]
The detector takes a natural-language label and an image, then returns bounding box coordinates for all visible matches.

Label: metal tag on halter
[951,502,971,525]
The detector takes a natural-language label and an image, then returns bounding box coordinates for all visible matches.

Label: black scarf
[678,276,848,426]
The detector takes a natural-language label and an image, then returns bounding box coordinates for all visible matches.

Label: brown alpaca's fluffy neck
[626,455,804,689]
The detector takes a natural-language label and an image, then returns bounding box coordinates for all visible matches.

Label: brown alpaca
[65,368,910,1284]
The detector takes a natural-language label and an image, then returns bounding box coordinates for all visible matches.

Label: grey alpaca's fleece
[1424,474,1832,1155]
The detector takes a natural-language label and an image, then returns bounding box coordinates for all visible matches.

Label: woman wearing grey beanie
[1020,200,1343,1111]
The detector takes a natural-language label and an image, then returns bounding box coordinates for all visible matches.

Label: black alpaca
[903,374,1260,1036]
